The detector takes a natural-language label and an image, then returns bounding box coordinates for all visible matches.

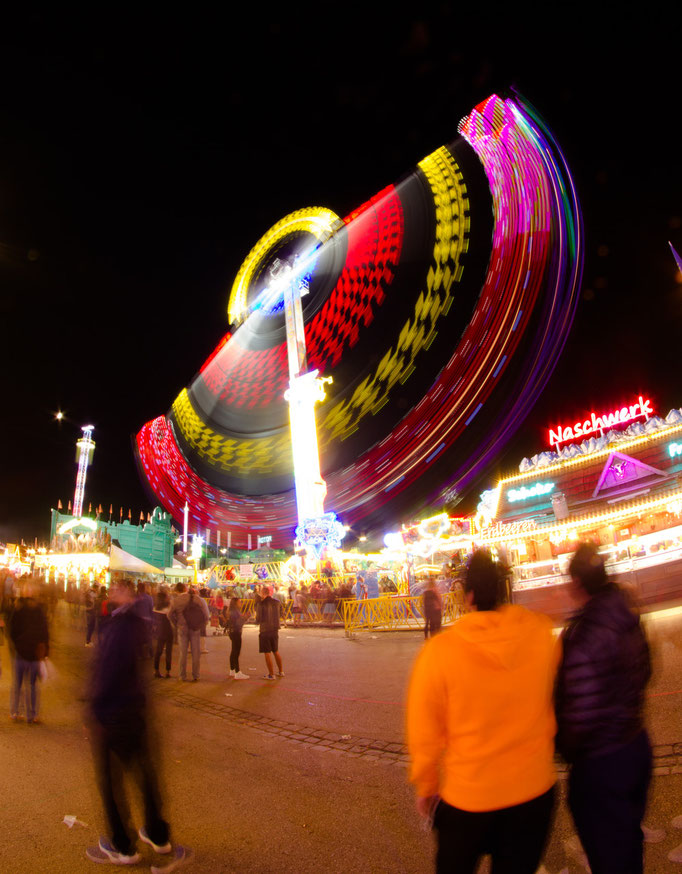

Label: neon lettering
[669,442,682,459]
[479,519,538,539]
[548,396,653,448]
[508,482,555,502]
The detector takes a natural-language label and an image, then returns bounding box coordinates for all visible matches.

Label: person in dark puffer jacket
[555,542,651,874]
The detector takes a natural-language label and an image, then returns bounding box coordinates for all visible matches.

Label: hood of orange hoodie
[450,604,550,671]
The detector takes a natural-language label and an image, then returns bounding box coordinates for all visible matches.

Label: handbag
[39,658,55,681]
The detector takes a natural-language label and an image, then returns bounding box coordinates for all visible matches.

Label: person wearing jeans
[168,583,209,682]
[9,581,49,723]
[177,625,201,681]
[11,657,41,723]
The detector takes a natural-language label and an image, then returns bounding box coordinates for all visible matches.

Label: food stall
[473,396,682,617]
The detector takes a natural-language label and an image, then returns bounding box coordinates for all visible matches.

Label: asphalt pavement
[0,603,681,873]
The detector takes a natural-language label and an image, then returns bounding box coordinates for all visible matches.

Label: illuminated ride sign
[295,512,346,559]
[508,482,555,502]
[547,396,653,448]
[478,520,538,540]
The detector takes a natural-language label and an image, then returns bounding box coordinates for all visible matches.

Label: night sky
[2,8,681,543]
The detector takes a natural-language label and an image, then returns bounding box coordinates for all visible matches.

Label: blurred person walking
[134,581,155,658]
[198,585,211,652]
[85,582,99,646]
[169,583,209,682]
[256,586,284,679]
[407,550,558,874]
[422,580,442,638]
[8,580,49,724]
[86,578,192,868]
[322,583,336,626]
[555,542,652,874]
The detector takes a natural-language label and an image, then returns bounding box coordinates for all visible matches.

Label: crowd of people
[0,571,293,868]
[2,541,673,871]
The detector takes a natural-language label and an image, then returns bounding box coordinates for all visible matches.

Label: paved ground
[0,603,681,873]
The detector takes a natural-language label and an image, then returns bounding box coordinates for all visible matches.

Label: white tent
[163,564,193,578]
[109,544,162,574]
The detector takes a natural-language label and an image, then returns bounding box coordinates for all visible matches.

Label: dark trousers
[568,731,651,874]
[433,786,555,874]
[154,625,173,674]
[93,716,169,856]
[229,632,242,672]
[424,613,442,638]
[86,610,97,643]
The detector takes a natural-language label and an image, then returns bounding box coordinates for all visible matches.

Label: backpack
[183,594,205,631]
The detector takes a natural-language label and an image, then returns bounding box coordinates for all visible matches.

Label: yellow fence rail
[232,598,349,626]
[342,592,465,634]
[222,593,465,633]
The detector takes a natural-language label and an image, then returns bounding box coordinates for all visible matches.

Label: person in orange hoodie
[407,549,559,874]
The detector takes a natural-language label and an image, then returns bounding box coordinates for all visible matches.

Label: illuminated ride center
[135,92,584,549]
[266,254,346,557]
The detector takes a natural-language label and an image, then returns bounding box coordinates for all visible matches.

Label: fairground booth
[32,506,178,589]
[474,395,682,618]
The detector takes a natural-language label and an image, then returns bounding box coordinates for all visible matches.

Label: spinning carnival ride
[135,93,584,549]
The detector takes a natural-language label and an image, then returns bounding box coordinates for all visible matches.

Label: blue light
[508,482,555,502]
[296,511,346,557]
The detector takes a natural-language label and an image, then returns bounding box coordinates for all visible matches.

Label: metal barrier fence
[342,592,465,634]
[233,598,347,626]
[223,593,465,632]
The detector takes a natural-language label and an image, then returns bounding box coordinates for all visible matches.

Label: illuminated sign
[58,517,98,534]
[417,513,450,540]
[548,396,653,448]
[669,442,682,459]
[296,512,346,558]
[508,482,555,502]
[479,520,538,539]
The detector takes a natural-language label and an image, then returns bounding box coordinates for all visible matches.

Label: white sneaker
[228,669,236,678]
[86,836,141,865]
[151,846,194,874]
[139,826,172,854]
[234,671,250,680]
